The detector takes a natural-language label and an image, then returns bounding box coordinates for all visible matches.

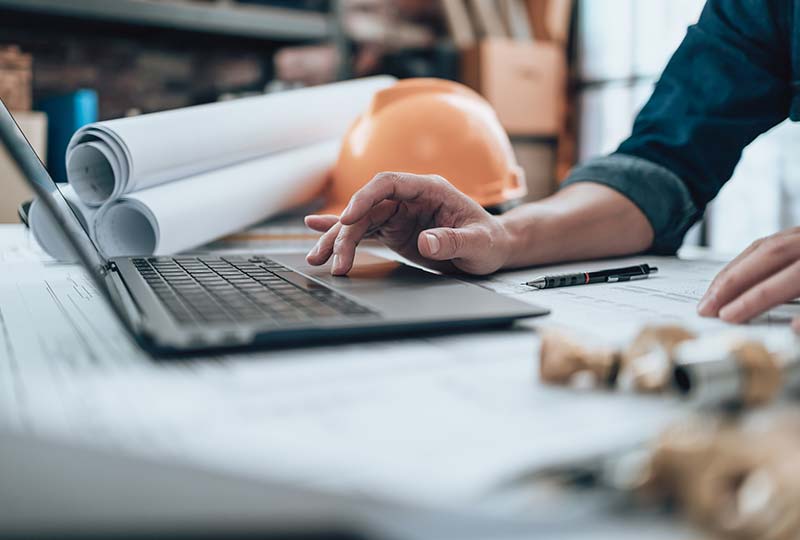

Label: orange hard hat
[322,78,526,214]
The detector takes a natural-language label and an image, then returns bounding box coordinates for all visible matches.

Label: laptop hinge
[105,262,144,331]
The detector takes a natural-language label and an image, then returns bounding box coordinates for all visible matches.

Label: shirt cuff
[560,153,700,254]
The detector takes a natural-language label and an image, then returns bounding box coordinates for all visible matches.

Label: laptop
[0,100,548,354]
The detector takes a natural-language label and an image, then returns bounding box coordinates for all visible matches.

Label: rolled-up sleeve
[561,154,697,253]
[561,0,793,253]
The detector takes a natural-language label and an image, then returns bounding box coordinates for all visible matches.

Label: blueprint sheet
[2,226,791,515]
[465,253,799,345]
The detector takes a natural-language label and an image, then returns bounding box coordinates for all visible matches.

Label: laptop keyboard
[131,255,377,327]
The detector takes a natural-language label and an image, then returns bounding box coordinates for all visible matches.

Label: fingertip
[697,294,718,317]
[304,213,329,224]
[417,231,440,259]
[304,216,322,232]
[330,254,351,276]
[305,238,327,266]
[305,251,323,266]
[717,303,742,324]
[308,213,337,219]
[697,302,713,318]
[305,214,339,232]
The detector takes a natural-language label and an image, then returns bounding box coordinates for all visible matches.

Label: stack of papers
[0,232,689,513]
[5,224,796,527]
[28,77,395,260]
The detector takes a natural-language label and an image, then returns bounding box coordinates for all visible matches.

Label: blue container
[36,89,98,183]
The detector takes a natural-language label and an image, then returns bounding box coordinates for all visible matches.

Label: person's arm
[546,0,794,263]
[305,173,651,276]
[563,0,793,253]
[307,0,792,283]
[499,182,653,268]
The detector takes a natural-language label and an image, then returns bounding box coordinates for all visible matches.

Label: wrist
[496,183,654,270]
[496,214,520,269]
[497,203,555,269]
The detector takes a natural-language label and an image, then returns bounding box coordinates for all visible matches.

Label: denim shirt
[562,0,800,253]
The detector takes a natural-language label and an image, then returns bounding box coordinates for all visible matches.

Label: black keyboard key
[136,255,377,326]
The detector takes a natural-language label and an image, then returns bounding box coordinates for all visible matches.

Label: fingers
[717,260,800,323]
[417,224,506,275]
[306,220,342,266]
[328,201,399,275]
[793,317,800,334]
[306,201,398,274]
[329,218,374,275]
[418,226,473,261]
[339,172,451,226]
[304,214,339,233]
[697,242,762,314]
[698,231,800,317]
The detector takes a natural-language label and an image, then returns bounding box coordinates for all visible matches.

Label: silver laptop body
[0,100,547,355]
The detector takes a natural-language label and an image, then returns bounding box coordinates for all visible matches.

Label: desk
[0,223,772,538]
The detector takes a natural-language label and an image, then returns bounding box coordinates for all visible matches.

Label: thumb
[418,226,478,261]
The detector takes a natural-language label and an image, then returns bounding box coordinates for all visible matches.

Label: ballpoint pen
[524,263,658,290]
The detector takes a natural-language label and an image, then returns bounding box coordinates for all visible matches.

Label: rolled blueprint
[93,140,337,257]
[66,76,395,206]
[32,141,337,259]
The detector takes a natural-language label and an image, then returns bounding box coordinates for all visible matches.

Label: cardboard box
[0,45,33,111]
[462,38,566,136]
[0,69,32,111]
[0,111,47,223]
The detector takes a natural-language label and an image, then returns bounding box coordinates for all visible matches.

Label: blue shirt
[562,0,800,253]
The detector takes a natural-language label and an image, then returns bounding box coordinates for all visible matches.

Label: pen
[525,263,658,290]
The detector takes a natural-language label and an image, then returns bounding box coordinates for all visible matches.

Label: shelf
[0,0,331,42]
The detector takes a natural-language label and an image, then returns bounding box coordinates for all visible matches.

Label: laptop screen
[0,100,141,338]
[0,100,107,270]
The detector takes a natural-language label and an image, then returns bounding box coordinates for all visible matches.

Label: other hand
[305,172,512,276]
[698,227,800,330]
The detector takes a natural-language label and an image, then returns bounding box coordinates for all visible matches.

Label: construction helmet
[323,78,526,214]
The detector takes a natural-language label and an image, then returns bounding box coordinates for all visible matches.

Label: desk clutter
[27,76,528,262]
[3,220,798,538]
[27,77,393,260]
[537,411,800,540]
[540,325,800,408]
[539,325,800,539]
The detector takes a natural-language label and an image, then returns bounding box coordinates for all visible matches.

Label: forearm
[498,183,654,269]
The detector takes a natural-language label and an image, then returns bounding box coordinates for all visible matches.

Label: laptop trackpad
[275,251,450,291]
[268,251,545,320]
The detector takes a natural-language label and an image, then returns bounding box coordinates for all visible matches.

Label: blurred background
[1,0,798,254]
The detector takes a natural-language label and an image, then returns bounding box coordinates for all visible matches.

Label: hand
[305,172,513,276]
[698,228,800,330]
